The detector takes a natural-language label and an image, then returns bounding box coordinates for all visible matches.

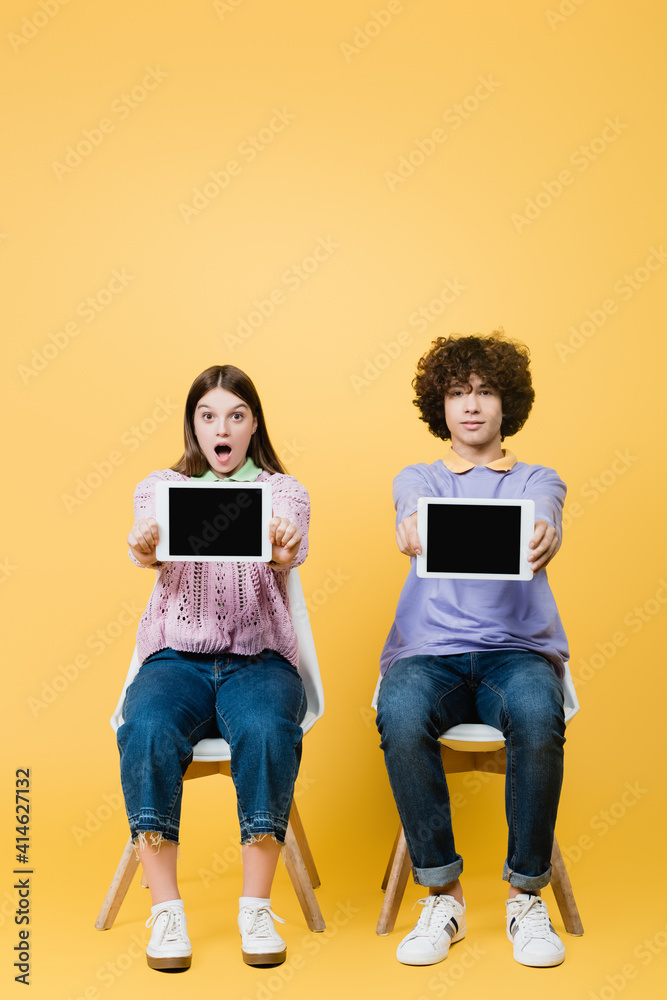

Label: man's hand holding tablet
[396,499,558,578]
[526,519,560,573]
[396,511,422,558]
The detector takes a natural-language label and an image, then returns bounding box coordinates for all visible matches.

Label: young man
[376,332,569,968]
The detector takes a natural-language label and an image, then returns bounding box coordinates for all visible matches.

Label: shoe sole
[146,954,192,971]
[507,929,565,967]
[242,949,287,967]
[396,927,466,966]
[511,948,565,968]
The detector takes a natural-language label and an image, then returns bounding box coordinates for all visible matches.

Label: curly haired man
[376,331,570,968]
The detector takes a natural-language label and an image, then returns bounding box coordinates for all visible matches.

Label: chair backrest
[284,567,324,734]
[371,660,579,746]
[110,568,324,737]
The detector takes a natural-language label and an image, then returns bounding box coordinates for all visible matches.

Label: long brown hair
[171,365,287,477]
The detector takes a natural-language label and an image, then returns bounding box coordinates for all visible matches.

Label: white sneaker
[396,895,466,966]
[506,893,565,967]
[145,899,192,971]
[238,902,287,966]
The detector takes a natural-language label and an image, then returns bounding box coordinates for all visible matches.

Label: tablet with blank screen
[155,481,272,562]
[416,497,535,580]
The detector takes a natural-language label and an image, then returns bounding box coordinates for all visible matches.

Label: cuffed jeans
[376,650,565,891]
[117,648,307,846]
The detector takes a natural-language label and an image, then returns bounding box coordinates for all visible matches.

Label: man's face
[444,373,503,452]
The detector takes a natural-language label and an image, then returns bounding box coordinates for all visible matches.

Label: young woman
[117,364,310,972]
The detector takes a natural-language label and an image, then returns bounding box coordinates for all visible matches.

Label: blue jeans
[117,648,307,846]
[376,650,565,891]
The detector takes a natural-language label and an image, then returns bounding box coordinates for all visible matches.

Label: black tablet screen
[168,487,264,558]
[426,503,521,575]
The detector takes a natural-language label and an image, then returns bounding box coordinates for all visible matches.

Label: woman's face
[193,387,257,478]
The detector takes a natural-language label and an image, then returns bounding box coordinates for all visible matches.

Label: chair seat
[437,673,580,752]
[192,710,319,761]
[192,737,231,761]
[439,722,505,752]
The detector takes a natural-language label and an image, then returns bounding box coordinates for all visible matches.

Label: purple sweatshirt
[380,450,569,677]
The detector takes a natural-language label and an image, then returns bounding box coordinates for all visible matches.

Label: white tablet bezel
[416,497,536,580]
[155,481,272,562]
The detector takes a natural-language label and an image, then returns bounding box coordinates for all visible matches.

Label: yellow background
[2,1,666,997]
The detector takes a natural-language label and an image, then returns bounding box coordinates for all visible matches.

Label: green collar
[192,457,262,482]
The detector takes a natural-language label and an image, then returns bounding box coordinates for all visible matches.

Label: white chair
[373,662,584,936]
[95,568,325,933]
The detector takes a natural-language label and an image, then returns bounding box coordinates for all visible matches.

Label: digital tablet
[416,497,535,580]
[155,481,272,562]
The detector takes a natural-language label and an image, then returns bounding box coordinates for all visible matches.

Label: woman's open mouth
[214,444,231,460]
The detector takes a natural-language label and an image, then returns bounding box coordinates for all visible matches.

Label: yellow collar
[443,447,517,473]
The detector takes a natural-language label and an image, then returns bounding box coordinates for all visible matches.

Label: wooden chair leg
[376,827,411,936]
[95,837,139,930]
[283,822,326,932]
[381,826,401,891]
[550,835,584,936]
[288,801,320,889]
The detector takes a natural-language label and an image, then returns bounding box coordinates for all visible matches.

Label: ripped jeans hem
[241,832,282,847]
[131,829,180,860]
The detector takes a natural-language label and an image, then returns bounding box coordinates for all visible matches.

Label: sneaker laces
[241,905,285,938]
[410,896,459,939]
[146,906,186,943]
[509,895,551,939]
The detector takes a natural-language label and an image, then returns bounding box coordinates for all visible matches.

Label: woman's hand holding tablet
[128,516,161,567]
[268,515,302,567]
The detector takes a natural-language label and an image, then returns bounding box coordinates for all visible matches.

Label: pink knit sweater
[130,469,310,668]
